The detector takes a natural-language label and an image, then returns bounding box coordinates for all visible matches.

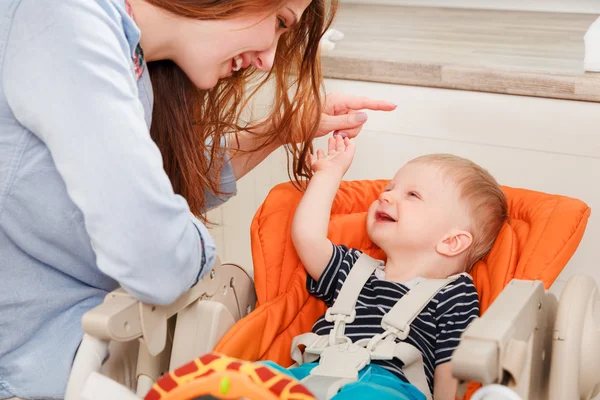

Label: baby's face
[366,162,468,255]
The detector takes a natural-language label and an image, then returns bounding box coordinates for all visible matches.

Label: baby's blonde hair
[409,154,508,269]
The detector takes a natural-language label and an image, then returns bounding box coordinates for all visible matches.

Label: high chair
[66,180,596,400]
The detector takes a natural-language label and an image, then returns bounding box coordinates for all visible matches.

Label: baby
[273,135,507,400]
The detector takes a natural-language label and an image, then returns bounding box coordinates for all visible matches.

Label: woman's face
[172,0,312,90]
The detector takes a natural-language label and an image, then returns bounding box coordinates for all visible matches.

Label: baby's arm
[291,135,356,282]
[433,364,458,400]
[433,278,480,399]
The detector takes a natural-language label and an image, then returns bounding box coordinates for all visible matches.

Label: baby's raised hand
[309,134,356,178]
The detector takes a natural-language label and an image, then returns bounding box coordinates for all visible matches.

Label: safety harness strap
[379,273,467,341]
[324,254,383,346]
[291,333,322,365]
[327,253,382,317]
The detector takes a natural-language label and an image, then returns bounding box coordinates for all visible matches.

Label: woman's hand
[316,93,396,138]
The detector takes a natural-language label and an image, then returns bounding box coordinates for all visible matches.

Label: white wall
[340,0,600,14]
[209,78,600,297]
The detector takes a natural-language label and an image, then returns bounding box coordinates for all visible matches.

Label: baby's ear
[436,230,473,257]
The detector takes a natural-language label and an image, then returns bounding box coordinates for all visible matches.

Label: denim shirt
[0,0,236,398]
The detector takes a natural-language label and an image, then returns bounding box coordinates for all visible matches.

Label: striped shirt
[307,244,480,394]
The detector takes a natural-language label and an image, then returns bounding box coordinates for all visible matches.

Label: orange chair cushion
[215,180,590,393]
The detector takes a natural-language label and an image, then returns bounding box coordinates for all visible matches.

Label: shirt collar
[113,0,143,58]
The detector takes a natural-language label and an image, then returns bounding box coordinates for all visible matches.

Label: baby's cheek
[367,201,378,214]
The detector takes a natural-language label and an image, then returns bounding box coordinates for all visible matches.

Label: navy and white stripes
[307,244,480,394]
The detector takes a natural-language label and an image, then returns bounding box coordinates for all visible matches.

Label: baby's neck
[384,251,463,281]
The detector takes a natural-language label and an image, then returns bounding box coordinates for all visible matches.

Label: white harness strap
[290,254,381,366]
[325,254,383,345]
[381,275,465,341]
[327,254,381,317]
[292,253,466,400]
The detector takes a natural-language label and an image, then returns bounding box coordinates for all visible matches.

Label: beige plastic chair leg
[135,342,159,397]
[169,261,257,369]
[135,320,173,397]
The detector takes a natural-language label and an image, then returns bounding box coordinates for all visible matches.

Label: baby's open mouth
[375,211,396,222]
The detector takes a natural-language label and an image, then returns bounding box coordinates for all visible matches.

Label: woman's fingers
[318,112,368,136]
[326,93,397,112]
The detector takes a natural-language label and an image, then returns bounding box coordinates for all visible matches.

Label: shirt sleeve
[306,244,362,306]
[434,277,480,366]
[3,0,214,306]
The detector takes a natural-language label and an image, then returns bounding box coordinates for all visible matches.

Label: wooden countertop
[322,5,600,102]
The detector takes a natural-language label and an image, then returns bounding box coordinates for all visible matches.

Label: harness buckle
[304,335,351,356]
[309,342,371,380]
[325,308,356,324]
[325,309,358,346]
[381,320,411,340]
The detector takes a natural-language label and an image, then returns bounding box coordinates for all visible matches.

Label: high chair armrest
[82,258,223,356]
[452,279,557,400]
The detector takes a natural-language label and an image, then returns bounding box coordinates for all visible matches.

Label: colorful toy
[144,353,315,400]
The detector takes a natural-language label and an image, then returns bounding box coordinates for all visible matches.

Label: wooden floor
[322,5,600,101]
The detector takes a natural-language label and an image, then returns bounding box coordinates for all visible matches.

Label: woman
[0,0,394,398]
